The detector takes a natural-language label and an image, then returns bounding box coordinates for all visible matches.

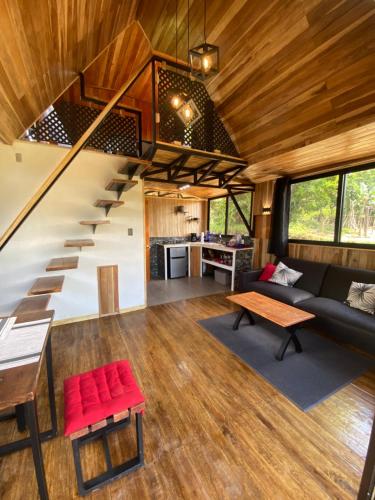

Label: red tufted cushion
[64,360,145,436]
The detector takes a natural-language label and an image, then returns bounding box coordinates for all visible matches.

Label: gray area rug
[198,312,374,411]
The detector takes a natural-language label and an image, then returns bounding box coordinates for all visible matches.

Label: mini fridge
[168,247,188,278]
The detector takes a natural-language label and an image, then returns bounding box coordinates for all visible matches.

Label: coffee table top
[227,291,315,328]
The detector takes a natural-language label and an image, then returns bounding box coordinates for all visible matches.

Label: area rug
[198,312,374,411]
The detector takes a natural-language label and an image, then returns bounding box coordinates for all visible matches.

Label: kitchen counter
[158,242,253,290]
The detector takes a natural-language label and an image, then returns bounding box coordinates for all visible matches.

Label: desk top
[0,310,54,411]
[227,292,315,328]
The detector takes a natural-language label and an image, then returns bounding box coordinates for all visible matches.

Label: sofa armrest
[238,270,262,291]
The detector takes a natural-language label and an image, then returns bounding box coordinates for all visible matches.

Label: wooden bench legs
[72,411,144,496]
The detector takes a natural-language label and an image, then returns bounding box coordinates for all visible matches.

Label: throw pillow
[258,263,276,281]
[268,261,303,287]
[345,282,375,315]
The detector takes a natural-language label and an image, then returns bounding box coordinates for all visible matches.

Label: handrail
[0,56,152,252]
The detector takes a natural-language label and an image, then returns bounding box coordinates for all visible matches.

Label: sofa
[239,257,375,355]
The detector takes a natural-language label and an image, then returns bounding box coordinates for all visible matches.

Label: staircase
[10,167,144,319]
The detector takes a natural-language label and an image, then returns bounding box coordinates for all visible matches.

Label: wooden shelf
[94,199,124,216]
[46,256,79,271]
[12,295,52,315]
[28,276,64,296]
[64,239,95,250]
[201,258,233,271]
[79,220,110,234]
[105,179,138,199]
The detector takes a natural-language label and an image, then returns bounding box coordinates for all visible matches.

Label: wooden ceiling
[1,0,374,185]
[137,0,375,182]
[0,0,138,143]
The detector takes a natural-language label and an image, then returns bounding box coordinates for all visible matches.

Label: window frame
[208,191,254,236]
[288,163,375,249]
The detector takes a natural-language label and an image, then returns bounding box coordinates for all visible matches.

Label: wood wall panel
[0,0,138,144]
[137,0,375,182]
[289,243,375,271]
[146,198,207,237]
[97,265,119,317]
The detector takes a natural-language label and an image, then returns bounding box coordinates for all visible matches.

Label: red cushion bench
[64,360,145,496]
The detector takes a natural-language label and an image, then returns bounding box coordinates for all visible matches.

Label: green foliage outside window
[209,193,252,235]
[289,167,374,245]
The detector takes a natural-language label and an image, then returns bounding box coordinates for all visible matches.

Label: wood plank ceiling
[137,0,375,182]
[0,0,138,143]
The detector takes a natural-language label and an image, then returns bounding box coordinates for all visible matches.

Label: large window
[289,166,374,247]
[209,192,253,235]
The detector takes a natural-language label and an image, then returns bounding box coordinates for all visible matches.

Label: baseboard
[52,304,146,326]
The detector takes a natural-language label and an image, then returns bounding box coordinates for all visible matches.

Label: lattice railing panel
[158,69,238,157]
[26,101,137,156]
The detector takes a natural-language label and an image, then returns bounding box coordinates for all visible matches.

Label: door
[190,246,201,277]
[97,265,119,317]
[145,198,151,281]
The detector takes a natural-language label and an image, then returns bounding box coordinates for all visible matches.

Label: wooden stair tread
[28,276,65,295]
[64,239,95,248]
[118,158,151,176]
[79,220,110,225]
[13,295,52,315]
[105,179,138,192]
[94,200,124,208]
[46,256,79,271]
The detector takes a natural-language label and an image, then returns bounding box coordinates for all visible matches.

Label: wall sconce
[262,207,271,214]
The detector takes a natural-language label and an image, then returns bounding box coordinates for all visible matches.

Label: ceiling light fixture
[189,0,219,80]
[179,184,191,190]
[169,0,187,110]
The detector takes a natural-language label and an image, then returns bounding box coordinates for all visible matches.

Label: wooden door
[145,198,151,281]
[190,246,201,277]
[97,265,119,317]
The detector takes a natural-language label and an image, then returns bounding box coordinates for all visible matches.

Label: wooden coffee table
[226,291,315,361]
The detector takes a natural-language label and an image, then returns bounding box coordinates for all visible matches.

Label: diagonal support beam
[198,161,221,183]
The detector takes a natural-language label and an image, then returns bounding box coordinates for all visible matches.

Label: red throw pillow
[258,263,276,281]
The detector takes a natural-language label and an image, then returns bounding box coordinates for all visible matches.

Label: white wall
[0,141,145,321]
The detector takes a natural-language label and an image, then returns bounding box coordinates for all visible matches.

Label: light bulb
[183,105,192,119]
[171,95,181,109]
[202,56,211,72]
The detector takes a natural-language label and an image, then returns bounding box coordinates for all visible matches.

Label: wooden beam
[0,56,152,251]
[227,188,252,235]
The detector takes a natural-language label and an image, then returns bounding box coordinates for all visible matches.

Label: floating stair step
[28,276,65,296]
[79,220,110,234]
[105,179,138,199]
[118,158,151,177]
[64,239,95,250]
[46,256,79,271]
[94,199,124,216]
[12,295,52,316]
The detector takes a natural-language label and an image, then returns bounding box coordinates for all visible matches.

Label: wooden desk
[227,292,315,360]
[0,310,57,500]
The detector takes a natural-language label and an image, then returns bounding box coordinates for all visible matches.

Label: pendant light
[169,0,188,110]
[189,0,219,80]
[176,0,201,127]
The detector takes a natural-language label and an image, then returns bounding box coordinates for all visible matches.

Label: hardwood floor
[0,294,374,499]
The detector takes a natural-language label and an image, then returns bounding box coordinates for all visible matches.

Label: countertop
[157,242,252,253]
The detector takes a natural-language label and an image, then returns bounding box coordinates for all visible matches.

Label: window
[288,166,375,247]
[289,175,339,241]
[341,169,375,245]
[209,192,253,235]
[227,193,252,235]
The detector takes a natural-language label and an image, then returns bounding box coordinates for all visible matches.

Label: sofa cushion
[320,265,375,302]
[281,257,329,296]
[244,281,314,305]
[269,261,302,287]
[345,282,375,315]
[299,297,375,334]
[258,263,276,281]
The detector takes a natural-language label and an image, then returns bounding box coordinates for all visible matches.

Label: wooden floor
[0,294,374,499]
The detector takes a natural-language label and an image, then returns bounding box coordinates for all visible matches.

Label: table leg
[276,325,303,361]
[45,335,57,437]
[232,307,255,330]
[25,398,49,500]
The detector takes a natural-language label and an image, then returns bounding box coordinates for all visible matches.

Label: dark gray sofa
[239,257,375,354]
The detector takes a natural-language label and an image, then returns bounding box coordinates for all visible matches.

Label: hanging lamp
[169,0,188,110]
[176,0,201,127]
[189,0,219,80]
